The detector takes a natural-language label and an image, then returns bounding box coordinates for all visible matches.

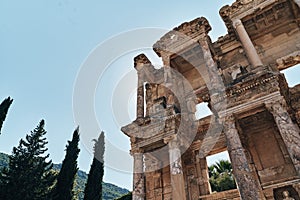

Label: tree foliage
[0,120,56,200]
[115,192,132,200]
[84,131,105,200]
[208,159,237,192]
[0,97,13,134]
[52,127,80,200]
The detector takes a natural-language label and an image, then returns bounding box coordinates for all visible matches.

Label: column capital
[163,135,180,149]
[162,54,171,67]
[197,34,208,44]
[224,114,236,123]
[232,18,242,29]
[221,114,236,131]
[130,148,144,156]
[265,98,287,112]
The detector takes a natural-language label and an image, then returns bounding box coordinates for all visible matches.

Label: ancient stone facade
[121,0,300,199]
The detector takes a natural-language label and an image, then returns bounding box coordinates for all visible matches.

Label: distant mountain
[0,152,129,200]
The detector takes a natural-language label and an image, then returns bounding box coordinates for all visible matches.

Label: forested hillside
[0,152,129,200]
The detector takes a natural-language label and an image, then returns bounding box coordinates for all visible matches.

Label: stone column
[167,137,187,200]
[132,151,145,200]
[223,115,265,200]
[265,100,300,175]
[198,36,226,114]
[133,63,145,124]
[162,55,176,107]
[162,54,171,86]
[136,69,144,120]
[198,36,223,95]
[134,54,152,121]
[145,83,153,117]
[195,155,211,195]
[233,19,263,67]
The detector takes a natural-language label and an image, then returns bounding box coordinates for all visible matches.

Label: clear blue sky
[1,0,299,190]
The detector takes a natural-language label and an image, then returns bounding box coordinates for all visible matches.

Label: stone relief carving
[283,190,295,200]
[171,161,183,175]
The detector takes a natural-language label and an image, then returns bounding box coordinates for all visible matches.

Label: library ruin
[121,0,300,199]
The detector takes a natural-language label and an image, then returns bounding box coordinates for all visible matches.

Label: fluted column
[265,100,300,175]
[132,151,145,200]
[233,19,263,67]
[166,136,187,200]
[223,115,265,200]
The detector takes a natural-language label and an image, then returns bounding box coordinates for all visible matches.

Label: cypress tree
[83,131,105,200]
[0,120,56,200]
[52,127,80,200]
[0,97,13,134]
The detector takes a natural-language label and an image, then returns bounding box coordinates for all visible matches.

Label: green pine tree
[84,131,105,200]
[52,127,80,200]
[0,97,13,134]
[0,120,56,200]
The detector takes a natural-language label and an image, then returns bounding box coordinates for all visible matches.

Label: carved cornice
[153,17,211,57]
[220,0,278,20]
[219,0,279,36]
[226,74,277,97]
[276,50,300,70]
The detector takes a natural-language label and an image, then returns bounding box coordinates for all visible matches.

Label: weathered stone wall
[122,0,300,199]
[290,84,300,125]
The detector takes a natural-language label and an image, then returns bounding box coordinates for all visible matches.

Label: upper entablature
[219,0,300,39]
[220,0,279,20]
[153,17,211,58]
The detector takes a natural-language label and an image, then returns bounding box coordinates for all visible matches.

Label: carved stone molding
[276,51,300,70]
[153,17,211,57]
[220,0,278,20]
